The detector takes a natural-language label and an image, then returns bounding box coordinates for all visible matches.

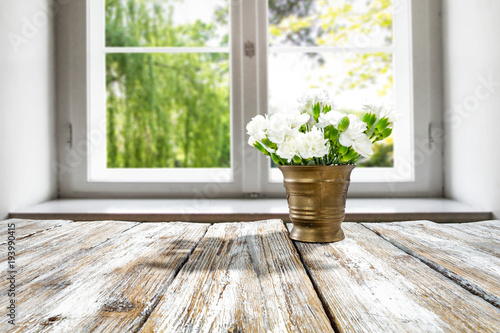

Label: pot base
[289,222,345,243]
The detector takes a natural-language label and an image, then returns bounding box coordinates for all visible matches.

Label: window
[89,0,233,182]
[58,0,441,197]
[263,0,413,184]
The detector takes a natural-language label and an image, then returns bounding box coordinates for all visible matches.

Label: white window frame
[57,0,443,198]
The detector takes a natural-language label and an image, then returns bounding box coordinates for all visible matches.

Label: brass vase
[278,165,355,243]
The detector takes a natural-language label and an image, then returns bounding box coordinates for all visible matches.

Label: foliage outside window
[105,0,230,168]
[104,0,395,170]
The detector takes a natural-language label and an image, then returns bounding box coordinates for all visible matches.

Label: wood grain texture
[364,220,500,307]
[1,221,137,298]
[294,222,500,333]
[140,220,333,332]
[0,218,72,242]
[1,222,209,333]
[447,220,500,236]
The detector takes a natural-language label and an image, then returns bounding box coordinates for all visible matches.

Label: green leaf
[338,116,350,132]
[375,117,389,131]
[261,138,277,149]
[362,113,371,123]
[341,148,358,162]
[254,142,270,156]
[293,155,302,164]
[312,103,321,122]
[366,114,377,129]
[329,127,338,141]
[339,145,348,155]
[380,127,392,139]
[271,153,282,165]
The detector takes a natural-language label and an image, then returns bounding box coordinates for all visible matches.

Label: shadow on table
[138,229,343,276]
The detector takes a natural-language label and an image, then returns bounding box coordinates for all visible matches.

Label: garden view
[105,0,394,169]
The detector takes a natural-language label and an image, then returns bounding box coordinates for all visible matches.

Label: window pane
[268,0,393,48]
[106,53,230,168]
[268,51,394,167]
[106,0,229,47]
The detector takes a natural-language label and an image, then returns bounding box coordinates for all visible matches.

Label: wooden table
[1,219,499,332]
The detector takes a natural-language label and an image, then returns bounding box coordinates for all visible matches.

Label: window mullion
[239,0,262,194]
[104,47,229,54]
[88,0,107,182]
[269,46,395,53]
[256,0,273,193]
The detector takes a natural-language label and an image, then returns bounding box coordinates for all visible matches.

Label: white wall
[442,0,500,219]
[0,0,57,219]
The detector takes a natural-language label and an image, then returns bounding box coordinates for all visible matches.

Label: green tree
[106,0,230,168]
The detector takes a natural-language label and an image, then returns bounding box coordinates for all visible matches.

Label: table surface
[1,219,499,332]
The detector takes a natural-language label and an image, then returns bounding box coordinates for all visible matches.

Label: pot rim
[278,164,356,169]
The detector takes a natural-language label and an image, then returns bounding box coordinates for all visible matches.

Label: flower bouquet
[247,89,396,166]
[247,89,397,243]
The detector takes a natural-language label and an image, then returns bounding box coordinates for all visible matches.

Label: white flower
[248,136,257,146]
[266,113,288,144]
[362,104,399,123]
[352,135,373,158]
[297,128,329,159]
[246,97,377,162]
[246,115,268,141]
[276,137,300,161]
[335,114,373,158]
[285,111,310,129]
[297,88,332,114]
[339,114,367,147]
[316,110,347,129]
[265,111,310,144]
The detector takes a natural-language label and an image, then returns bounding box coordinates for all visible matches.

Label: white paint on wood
[294,222,500,333]
[4,219,499,332]
[0,219,72,243]
[0,221,136,299]
[447,220,500,236]
[141,220,333,332]
[1,222,208,332]
[364,220,500,307]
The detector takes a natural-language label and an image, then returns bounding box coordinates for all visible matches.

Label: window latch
[244,41,255,58]
[67,123,73,148]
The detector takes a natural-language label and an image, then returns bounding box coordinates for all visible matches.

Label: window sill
[9,198,492,223]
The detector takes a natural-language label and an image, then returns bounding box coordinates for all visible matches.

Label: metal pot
[278,164,355,243]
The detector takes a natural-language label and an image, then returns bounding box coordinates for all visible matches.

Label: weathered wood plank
[364,220,500,307]
[1,222,209,333]
[446,220,500,239]
[0,218,72,242]
[1,221,138,296]
[293,222,500,333]
[140,220,333,332]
